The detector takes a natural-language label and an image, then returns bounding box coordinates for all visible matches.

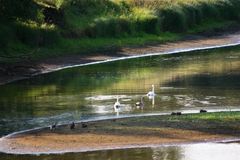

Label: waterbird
[147,84,156,98]
[200,109,207,113]
[114,96,121,112]
[50,123,57,130]
[136,96,144,109]
[82,123,88,128]
[70,122,75,130]
[171,112,182,115]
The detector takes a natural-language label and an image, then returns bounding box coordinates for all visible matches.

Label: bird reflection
[152,146,183,160]
[136,96,144,110]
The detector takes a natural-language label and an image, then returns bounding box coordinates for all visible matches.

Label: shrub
[158,7,187,32]
[14,23,60,47]
[0,24,14,48]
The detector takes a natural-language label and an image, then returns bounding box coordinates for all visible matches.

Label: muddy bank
[1,112,240,154]
[1,30,240,85]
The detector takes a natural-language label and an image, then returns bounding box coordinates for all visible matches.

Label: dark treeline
[0,0,60,50]
[0,0,39,20]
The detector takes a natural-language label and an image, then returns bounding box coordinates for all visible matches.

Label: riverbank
[1,29,240,85]
[2,0,240,85]
[1,111,240,154]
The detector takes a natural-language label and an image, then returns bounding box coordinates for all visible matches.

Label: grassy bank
[1,111,240,154]
[1,0,240,63]
[119,111,240,127]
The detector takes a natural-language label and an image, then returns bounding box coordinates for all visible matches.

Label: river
[0,46,240,159]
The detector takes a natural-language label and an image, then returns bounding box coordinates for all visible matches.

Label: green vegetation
[124,111,240,124]
[120,111,240,132]
[166,111,240,122]
[1,0,240,63]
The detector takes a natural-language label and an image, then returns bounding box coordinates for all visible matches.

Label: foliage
[1,0,240,63]
[0,0,40,20]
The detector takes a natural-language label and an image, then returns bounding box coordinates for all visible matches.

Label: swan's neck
[152,85,155,93]
[116,97,119,102]
[141,97,144,102]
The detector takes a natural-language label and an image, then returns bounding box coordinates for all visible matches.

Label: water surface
[1,143,240,160]
[1,47,240,137]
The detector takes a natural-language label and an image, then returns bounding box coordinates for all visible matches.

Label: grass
[165,111,240,122]
[112,111,240,135]
[122,111,240,124]
[1,0,240,64]
[0,32,179,63]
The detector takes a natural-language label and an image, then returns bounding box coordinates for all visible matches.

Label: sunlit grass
[17,20,56,30]
[1,0,240,63]
[167,111,240,122]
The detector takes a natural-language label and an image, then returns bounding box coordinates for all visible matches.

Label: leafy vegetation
[1,0,240,63]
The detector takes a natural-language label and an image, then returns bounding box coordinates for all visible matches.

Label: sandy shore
[1,114,240,154]
[1,30,240,85]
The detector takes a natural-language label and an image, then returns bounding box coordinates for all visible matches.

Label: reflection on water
[1,143,240,160]
[0,47,240,136]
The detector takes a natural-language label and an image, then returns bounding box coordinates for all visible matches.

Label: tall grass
[1,0,240,62]
[3,0,240,41]
[62,0,240,38]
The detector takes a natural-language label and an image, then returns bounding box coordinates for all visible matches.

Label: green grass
[115,111,240,132]
[99,111,240,136]
[166,111,240,122]
[17,32,179,62]
[109,111,240,127]
[0,20,234,64]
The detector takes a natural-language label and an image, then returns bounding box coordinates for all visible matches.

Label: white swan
[136,96,144,109]
[147,84,156,98]
[114,96,121,112]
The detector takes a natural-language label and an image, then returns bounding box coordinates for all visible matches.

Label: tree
[0,0,38,21]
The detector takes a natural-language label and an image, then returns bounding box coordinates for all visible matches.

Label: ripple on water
[205,96,226,100]
[85,95,130,101]
[226,56,239,59]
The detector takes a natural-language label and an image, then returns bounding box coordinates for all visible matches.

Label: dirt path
[1,31,240,85]
[1,114,240,154]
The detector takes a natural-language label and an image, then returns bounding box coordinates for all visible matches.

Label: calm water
[1,143,240,160]
[1,47,240,136]
[0,46,240,159]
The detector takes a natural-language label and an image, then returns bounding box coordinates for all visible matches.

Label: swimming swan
[136,96,144,109]
[147,84,156,97]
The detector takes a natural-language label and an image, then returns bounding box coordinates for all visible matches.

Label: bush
[134,17,159,34]
[199,2,219,19]
[216,0,239,20]
[14,24,60,47]
[0,0,39,20]
[0,24,14,48]
[182,5,203,28]
[158,8,187,32]
[67,0,120,15]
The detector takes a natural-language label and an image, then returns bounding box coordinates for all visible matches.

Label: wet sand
[1,114,240,154]
[1,30,240,85]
